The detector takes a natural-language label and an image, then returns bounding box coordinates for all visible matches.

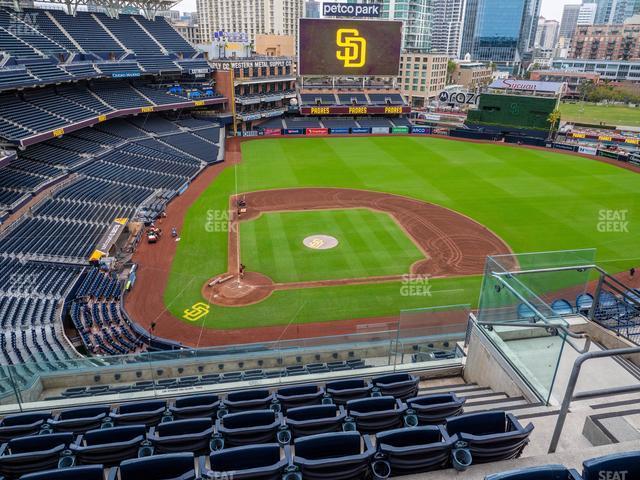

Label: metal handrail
[548,345,640,453]
[477,321,591,354]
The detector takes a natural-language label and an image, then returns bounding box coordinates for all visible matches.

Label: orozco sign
[438,91,479,105]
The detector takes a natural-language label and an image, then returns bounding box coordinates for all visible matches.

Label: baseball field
[127,136,640,344]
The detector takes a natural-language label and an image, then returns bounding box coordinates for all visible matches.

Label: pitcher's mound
[203,272,275,307]
[303,234,339,250]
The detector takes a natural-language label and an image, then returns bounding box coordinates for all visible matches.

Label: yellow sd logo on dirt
[336,28,367,68]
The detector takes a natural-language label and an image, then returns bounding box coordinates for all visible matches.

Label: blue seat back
[1,412,50,427]
[221,410,276,429]
[156,418,212,437]
[227,389,270,402]
[174,394,219,409]
[8,433,72,453]
[446,411,507,436]
[58,405,110,420]
[295,432,361,460]
[582,451,640,480]
[486,465,579,480]
[347,396,397,413]
[286,405,338,422]
[83,425,146,445]
[119,452,195,480]
[376,426,444,447]
[118,400,165,414]
[20,465,105,480]
[210,443,281,471]
[278,384,320,397]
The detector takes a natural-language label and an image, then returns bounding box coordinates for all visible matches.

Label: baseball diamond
[125,135,640,347]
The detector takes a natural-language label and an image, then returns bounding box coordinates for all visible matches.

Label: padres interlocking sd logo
[336,28,367,68]
[308,238,325,249]
[183,302,210,322]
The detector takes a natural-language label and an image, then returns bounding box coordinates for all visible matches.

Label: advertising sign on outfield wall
[330,128,350,134]
[283,128,304,135]
[553,143,578,152]
[371,127,390,134]
[263,128,282,136]
[411,126,430,134]
[391,127,409,134]
[306,128,329,136]
[597,150,619,159]
[578,145,597,156]
[351,128,371,134]
[432,128,450,136]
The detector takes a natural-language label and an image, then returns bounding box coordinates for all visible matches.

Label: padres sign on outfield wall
[299,19,402,76]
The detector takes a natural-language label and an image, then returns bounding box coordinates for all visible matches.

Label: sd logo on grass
[336,28,367,68]
[183,302,210,322]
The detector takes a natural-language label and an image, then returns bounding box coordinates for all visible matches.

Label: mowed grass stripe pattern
[240,209,425,283]
[165,137,640,329]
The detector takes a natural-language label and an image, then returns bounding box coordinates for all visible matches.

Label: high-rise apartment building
[381,0,433,52]
[559,4,581,39]
[577,3,598,25]
[535,17,559,50]
[431,0,468,58]
[570,22,640,60]
[197,0,304,45]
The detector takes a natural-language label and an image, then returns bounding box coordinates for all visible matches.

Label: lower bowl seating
[285,404,347,438]
[70,425,146,466]
[345,396,408,434]
[326,379,372,405]
[374,426,455,476]
[147,418,214,455]
[215,410,286,448]
[371,373,419,400]
[293,431,375,480]
[408,393,466,425]
[445,411,534,465]
[0,432,73,478]
[203,443,292,480]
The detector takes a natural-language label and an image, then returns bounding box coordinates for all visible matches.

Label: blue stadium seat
[326,379,373,405]
[581,450,640,480]
[47,405,111,434]
[293,431,375,480]
[407,393,466,425]
[169,394,220,420]
[0,412,50,442]
[224,389,276,413]
[70,425,146,466]
[517,303,537,321]
[374,426,455,476]
[576,293,594,314]
[20,464,105,480]
[215,410,286,448]
[147,418,214,455]
[285,404,347,438]
[108,452,196,480]
[345,396,408,434]
[551,299,574,316]
[445,411,534,464]
[276,384,326,411]
[371,373,419,400]
[111,400,167,426]
[485,464,581,480]
[203,443,292,480]
[0,433,73,478]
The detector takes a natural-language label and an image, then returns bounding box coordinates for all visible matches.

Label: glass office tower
[460,0,541,71]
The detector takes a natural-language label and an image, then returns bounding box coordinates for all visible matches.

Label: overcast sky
[172,0,583,22]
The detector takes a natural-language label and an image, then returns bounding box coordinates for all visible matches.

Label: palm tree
[547,109,561,139]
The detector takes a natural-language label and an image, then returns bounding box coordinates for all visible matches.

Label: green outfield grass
[165,136,640,330]
[560,102,640,127]
[240,209,425,283]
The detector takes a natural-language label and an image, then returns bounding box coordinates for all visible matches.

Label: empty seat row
[0,409,533,479]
